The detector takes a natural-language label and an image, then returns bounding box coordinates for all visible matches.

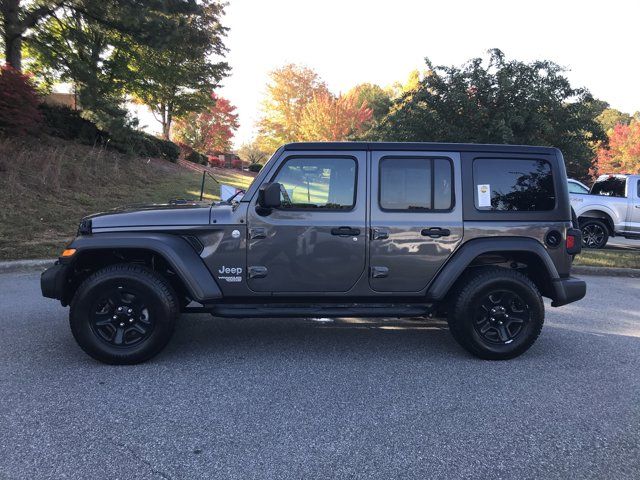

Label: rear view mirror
[257,182,282,209]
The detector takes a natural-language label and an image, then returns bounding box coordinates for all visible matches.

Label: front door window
[272,157,357,210]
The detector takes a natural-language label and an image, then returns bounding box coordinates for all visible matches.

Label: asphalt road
[607,237,640,251]
[1,272,639,480]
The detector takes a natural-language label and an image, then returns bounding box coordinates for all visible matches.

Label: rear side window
[591,177,627,197]
[473,158,555,211]
[379,157,453,211]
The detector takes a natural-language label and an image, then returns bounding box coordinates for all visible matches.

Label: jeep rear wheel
[580,219,609,249]
[70,264,178,364]
[448,267,544,360]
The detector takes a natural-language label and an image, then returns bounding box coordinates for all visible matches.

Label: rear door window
[379,157,453,211]
[591,177,627,197]
[473,158,555,211]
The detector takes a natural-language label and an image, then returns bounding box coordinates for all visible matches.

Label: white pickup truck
[570,174,640,248]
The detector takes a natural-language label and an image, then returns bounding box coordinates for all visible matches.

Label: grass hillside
[0,136,255,260]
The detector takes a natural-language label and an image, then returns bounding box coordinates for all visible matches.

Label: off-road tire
[580,218,609,249]
[448,267,544,360]
[70,264,178,364]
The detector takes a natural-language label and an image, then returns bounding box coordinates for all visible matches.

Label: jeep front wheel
[448,267,544,360]
[70,264,178,364]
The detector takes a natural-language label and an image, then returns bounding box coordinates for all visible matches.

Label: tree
[386,69,423,99]
[238,140,269,165]
[298,92,372,141]
[366,49,607,178]
[1,0,66,70]
[173,93,239,153]
[12,1,229,138]
[597,108,632,132]
[345,83,392,126]
[26,5,132,133]
[2,0,193,71]
[126,1,229,139]
[256,64,329,151]
[0,65,42,134]
[595,120,640,174]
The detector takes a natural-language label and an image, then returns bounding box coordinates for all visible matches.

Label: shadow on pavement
[161,315,461,360]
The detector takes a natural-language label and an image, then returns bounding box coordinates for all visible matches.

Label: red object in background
[0,66,43,135]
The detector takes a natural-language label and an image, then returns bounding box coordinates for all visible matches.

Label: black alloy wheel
[90,286,154,347]
[70,264,178,364]
[581,220,608,249]
[447,266,544,360]
[474,290,530,344]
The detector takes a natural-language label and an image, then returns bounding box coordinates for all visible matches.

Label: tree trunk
[5,36,22,70]
[162,104,173,140]
[2,0,23,70]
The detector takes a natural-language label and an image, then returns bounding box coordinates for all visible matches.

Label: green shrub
[39,102,180,162]
[156,138,180,162]
[186,150,201,164]
[40,104,107,145]
[248,163,263,172]
[109,132,179,162]
[185,149,209,166]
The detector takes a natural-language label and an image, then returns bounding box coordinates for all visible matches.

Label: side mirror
[257,182,282,209]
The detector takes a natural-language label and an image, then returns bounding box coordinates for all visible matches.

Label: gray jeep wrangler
[41,142,586,364]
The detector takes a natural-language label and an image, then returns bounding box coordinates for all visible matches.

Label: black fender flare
[426,237,560,301]
[68,232,222,302]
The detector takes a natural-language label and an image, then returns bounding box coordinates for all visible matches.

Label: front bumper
[41,262,70,303]
[551,276,587,307]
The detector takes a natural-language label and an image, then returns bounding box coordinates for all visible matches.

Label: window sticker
[477,184,491,207]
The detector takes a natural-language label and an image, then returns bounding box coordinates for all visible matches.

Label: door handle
[331,226,361,237]
[421,227,451,238]
[635,205,640,209]
[371,227,389,240]
[249,227,267,239]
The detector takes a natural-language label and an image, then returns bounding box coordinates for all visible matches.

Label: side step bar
[202,303,435,319]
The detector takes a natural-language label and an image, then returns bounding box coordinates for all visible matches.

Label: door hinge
[248,266,268,279]
[371,266,389,278]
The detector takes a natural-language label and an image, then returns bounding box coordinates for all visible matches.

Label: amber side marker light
[61,248,76,257]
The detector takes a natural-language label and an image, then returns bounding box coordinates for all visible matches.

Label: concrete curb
[0,258,56,274]
[572,265,640,278]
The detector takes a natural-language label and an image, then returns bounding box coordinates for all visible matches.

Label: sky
[211,0,640,148]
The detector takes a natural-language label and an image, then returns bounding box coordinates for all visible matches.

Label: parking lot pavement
[606,237,640,251]
[1,272,639,480]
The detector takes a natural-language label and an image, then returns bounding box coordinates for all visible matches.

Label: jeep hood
[86,201,214,231]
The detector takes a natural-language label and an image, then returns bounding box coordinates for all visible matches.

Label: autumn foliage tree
[256,64,329,151]
[298,92,372,141]
[173,94,239,153]
[595,121,640,174]
[0,65,42,134]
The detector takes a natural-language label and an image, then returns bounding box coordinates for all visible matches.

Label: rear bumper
[551,276,586,307]
[40,262,69,303]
